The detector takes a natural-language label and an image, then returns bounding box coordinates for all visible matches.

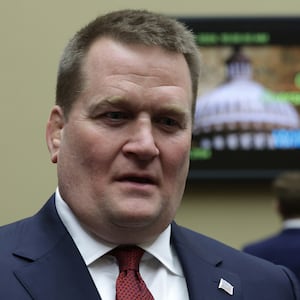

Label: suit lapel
[12,196,101,300]
[171,222,242,299]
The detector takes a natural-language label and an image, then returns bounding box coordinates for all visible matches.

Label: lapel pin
[218,278,234,296]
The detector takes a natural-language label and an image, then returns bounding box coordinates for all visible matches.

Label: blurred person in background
[243,171,300,281]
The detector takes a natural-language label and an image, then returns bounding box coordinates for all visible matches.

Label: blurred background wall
[1,0,299,249]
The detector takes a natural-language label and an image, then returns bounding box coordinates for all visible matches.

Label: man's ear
[46,105,65,163]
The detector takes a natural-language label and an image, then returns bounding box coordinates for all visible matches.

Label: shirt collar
[139,225,183,276]
[55,188,114,264]
[55,188,183,276]
[283,218,300,229]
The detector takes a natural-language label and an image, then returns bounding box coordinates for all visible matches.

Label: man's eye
[162,118,178,126]
[105,111,128,120]
[157,117,181,129]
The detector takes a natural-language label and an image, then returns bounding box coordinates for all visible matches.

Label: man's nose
[122,117,160,161]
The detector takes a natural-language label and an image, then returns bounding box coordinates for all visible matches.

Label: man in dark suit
[1,9,299,299]
[243,171,300,282]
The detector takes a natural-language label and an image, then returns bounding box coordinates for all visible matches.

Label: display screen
[178,17,300,180]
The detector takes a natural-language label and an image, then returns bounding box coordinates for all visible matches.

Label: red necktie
[110,246,154,300]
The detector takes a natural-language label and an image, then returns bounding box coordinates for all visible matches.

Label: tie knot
[110,246,145,272]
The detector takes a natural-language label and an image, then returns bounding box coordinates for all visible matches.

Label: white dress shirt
[283,218,300,229]
[55,188,189,299]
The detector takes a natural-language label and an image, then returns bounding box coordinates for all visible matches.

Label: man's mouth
[117,174,157,185]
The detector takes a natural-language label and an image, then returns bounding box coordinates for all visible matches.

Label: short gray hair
[56,9,201,117]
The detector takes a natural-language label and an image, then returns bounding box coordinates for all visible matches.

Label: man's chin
[113,213,156,229]
[109,220,163,245]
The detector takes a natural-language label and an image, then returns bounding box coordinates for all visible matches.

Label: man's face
[47,38,193,244]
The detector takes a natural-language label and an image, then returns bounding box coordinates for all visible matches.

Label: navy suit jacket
[1,194,300,299]
[243,228,300,282]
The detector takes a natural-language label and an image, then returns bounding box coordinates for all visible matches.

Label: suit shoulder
[0,195,56,255]
[172,224,300,298]
[172,224,295,277]
[0,217,33,252]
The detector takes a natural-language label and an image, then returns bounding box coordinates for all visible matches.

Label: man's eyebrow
[155,102,192,124]
[88,96,128,113]
[158,104,190,116]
